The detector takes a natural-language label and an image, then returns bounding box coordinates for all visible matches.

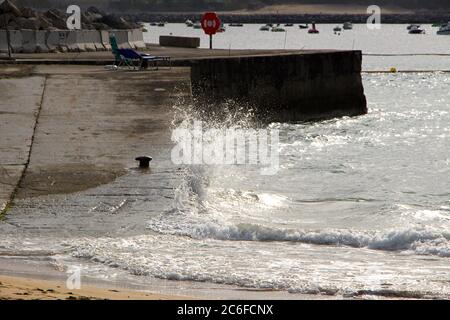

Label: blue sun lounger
[109,34,170,70]
[117,48,171,70]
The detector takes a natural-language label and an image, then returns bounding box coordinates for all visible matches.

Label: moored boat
[343,22,353,30]
[407,24,420,30]
[271,25,286,32]
[437,22,450,35]
[308,22,319,34]
[408,25,425,34]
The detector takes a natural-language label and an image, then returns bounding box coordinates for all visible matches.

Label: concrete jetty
[0,64,190,220]
[191,50,367,122]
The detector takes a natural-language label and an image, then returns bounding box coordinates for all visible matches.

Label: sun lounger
[109,34,170,70]
[117,48,171,70]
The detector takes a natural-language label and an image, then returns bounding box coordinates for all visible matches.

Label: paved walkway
[0,65,190,220]
[0,66,45,214]
[2,46,312,65]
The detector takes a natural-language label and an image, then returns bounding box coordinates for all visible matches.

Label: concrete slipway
[0,65,191,228]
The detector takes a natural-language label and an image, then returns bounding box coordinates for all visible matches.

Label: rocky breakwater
[0,0,145,53]
[126,12,450,24]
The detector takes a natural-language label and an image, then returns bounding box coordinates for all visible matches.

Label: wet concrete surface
[0,70,45,213]
[0,65,191,228]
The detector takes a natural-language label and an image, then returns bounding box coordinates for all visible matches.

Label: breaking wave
[144,165,450,258]
[147,214,450,257]
[68,232,450,299]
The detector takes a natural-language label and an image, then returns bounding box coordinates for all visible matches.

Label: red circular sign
[201,12,221,35]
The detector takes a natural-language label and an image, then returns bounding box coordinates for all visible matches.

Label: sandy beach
[0,275,191,300]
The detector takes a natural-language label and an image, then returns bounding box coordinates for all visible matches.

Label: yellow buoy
[389,67,398,73]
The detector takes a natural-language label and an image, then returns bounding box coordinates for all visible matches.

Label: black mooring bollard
[135,156,152,168]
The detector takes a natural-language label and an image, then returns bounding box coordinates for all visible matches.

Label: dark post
[135,156,152,169]
[6,23,11,58]
[209,34,212,50]
[2,15,12,58]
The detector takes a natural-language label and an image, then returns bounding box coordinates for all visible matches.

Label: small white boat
[407,24,420,30]
[343,22,353,30]
[185,19,194,27]
[271,26,286,32]
[437,22,450,35]
[308,22,319,34]
[408,25,425,34]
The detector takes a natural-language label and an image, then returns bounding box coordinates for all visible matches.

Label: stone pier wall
[190,51,367,123]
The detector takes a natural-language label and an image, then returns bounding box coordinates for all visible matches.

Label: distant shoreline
[123,12,450,24]
[227,4,415,15]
